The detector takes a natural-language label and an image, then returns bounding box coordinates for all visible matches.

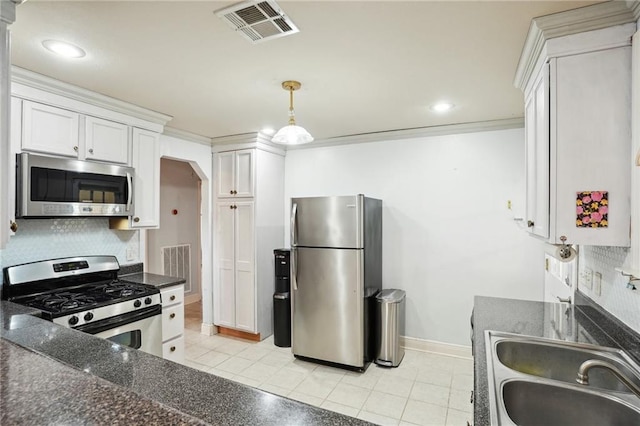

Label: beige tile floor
[182,302,473,426]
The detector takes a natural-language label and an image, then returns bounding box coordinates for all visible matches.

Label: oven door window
[30,166,128,204]
[106,329,142,350]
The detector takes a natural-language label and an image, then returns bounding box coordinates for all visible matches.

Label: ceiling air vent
[216,0,300,44]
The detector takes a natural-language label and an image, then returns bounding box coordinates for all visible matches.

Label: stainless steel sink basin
[502,379,640,426]
[496,336,640,392]
[486,331,640,425]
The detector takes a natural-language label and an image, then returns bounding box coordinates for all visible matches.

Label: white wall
[159,134,213,328]
[284,128,546,346]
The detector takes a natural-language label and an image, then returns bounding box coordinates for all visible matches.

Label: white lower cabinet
[161,284,184,363]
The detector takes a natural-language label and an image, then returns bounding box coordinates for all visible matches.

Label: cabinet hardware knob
[170,313,176,319]
[73,146,79,152]
[133,217,140,223]
[229,205,233,209]
[170,346,176,352]
[88,148,94,154]
[170,295,176,301]
[527,220,535,228]
[233,190,237,194]
[9,221,17,232]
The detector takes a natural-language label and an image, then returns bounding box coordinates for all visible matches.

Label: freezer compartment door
[291,195,363,249]
[291,247,364,367]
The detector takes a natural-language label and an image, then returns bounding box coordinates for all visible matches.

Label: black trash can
[273,249,291,347]
[273,292,291,347]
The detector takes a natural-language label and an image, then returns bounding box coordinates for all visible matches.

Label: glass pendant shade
[272,80,313,145]
[272,124,314,145]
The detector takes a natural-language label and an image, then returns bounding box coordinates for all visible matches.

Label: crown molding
[11,66,173,126]
[211,132,286,156]
[514,1,637,91]
[284,118,524,151]
[0,0,18,25]
[162,126,212,146]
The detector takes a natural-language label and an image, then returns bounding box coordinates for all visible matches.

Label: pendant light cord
[288,87,296,125]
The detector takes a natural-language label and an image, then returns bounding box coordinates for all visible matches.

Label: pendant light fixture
[272,80,314,145]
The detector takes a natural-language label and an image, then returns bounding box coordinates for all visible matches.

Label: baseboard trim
[200,323,218,336]
[401,336,472,359]
[217,326,261,342]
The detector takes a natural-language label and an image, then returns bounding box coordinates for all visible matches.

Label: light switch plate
[126,247,135,261]
[594,272,602,296]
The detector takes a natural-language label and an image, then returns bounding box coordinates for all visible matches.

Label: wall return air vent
[216,0,300,44]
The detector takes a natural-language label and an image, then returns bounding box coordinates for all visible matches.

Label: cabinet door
[22,100,79,157]
[234,201,255,332]
[131,128,160,228]
[216,202,236,327]
[234,149,254,198]
[217,151,235,198]
[216,150,254,198]
[85,116,129,164]
[524,64,550,239]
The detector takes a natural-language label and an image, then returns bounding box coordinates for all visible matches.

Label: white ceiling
[9,1,602,142]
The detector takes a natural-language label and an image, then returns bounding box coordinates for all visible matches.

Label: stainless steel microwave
[16,153,134,218]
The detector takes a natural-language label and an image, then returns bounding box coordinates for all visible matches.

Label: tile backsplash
[578,245,640,332]
[0,218,139,272]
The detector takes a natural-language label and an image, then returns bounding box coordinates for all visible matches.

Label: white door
[216,201,236,327]
[22,100,79,158]
[525,64,550,239]
[234,201,255,332]
[85,116,129,164]
[234,149,254,198]
[217,151,235,198]
[131,128,160,228]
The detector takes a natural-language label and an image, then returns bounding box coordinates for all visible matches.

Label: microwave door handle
[126,172,133,212]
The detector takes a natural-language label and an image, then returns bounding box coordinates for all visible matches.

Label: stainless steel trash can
[375,289,406,367]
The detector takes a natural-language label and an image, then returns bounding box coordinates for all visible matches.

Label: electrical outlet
[581,268,593,290]
[126,247,135,261]
[594,272,602,296]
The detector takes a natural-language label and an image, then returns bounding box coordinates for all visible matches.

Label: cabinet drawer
[162,304,184,341]
[162,336,184,363]
[162,285,184,306]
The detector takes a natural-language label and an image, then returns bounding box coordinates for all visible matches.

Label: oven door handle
[126,171,133,213]
[75,305,161,335]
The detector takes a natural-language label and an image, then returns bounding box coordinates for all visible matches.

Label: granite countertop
[120,272,186,289]
[0,301,370,425]
[473,293,640,426]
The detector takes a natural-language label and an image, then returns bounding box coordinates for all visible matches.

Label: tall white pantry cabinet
[213,141,284,339]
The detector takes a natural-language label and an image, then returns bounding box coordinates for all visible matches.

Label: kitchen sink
[495,336,640,392]
[486,331,640,425]
[502,379,640,426]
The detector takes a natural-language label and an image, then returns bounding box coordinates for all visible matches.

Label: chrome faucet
[577,359,640,398]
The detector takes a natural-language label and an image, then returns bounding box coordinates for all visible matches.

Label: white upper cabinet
[216,149,254,198]
[517,22,633,246]
[22,100,80,158]
[85,116,129,164]
[21,100,131,164]
[130,128,160,228]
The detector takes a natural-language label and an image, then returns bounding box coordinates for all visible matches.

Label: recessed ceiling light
[42,40,86,58]
[260,127,275,136]
[430,102,455,113]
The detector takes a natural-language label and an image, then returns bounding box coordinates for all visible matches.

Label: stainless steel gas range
[2,256,162,356]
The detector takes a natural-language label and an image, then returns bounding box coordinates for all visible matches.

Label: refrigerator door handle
[291,248,298,291]
[290,202,298,247]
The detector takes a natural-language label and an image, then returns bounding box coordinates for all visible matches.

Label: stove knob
[84,312,94,322]
[134,300,142,308]
[144,297,152,305]
[68,316,79,326]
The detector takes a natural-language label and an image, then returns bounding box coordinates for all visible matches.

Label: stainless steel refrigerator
[290,195,382,369]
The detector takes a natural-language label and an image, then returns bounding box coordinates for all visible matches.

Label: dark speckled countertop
[0,301,371,425]
[473,293,640,426]
[120,272,186,289]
